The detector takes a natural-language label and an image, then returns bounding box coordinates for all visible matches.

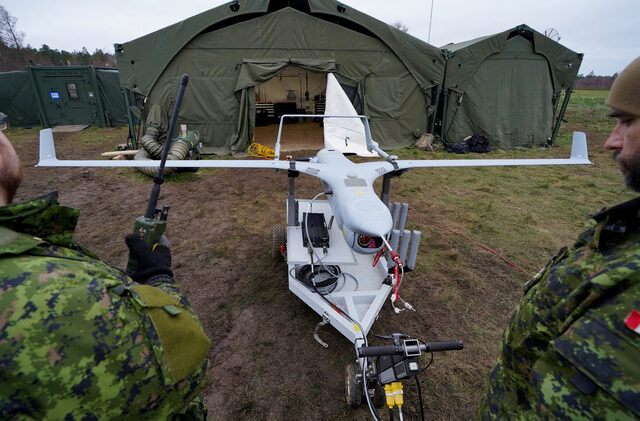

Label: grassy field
[5,89,632,420]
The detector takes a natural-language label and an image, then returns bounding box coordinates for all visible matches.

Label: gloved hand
[125,234,173,284]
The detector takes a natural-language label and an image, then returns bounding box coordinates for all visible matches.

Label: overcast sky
[3,0,638,75]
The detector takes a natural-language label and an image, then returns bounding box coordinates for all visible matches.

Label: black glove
[125,234,173,284]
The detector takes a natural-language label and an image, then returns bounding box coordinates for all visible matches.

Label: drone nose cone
[348,198,392,237]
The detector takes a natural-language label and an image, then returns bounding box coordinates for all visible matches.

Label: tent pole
[439,88,449,140]
[429,85,442,135]
[123,88,138,149]
[550,87,573,145]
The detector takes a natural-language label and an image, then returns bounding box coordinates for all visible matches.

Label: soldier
[0,129,211,420]
[478,57,640,419]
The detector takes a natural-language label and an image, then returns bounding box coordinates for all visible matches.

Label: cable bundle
[248,142,275,159]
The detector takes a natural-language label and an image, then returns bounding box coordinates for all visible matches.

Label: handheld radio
[126,74,189,273]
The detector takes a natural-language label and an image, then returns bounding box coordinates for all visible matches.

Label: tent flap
[235,58,337,91]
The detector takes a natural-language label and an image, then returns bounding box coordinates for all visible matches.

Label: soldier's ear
[0,132,23,205]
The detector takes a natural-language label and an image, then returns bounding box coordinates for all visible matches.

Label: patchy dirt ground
[10,123,616,420]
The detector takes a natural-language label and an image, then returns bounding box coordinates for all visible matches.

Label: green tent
[440,24,583,149]
[95,69,131,126]
[115,0,445,154]
[0,66,130,128]
[0,71,40,127]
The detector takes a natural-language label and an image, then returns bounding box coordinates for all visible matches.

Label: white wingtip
[37,129,57,166]
[570,131,590,162]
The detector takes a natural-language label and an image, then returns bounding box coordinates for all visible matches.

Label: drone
[37,115,591,336]
[37,73,591,419]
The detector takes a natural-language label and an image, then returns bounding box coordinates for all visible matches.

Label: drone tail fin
[38,128,58,166]
[570,131,589,162]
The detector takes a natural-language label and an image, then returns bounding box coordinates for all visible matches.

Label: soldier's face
[605,111,640,191]
[0,131,23,205]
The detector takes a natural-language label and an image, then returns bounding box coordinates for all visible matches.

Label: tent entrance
[253,65,326,152]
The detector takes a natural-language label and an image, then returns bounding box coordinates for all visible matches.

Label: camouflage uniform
[478,196,640,420]
[0,192,210,420]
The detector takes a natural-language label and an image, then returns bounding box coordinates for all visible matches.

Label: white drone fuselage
[313,148,391,254]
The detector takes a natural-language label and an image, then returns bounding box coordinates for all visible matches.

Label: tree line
[0,5,116,72]
[577,71,618,79]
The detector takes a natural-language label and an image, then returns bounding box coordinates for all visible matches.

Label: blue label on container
[50,91,60,100]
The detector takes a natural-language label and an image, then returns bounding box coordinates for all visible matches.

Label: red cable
[331,304,343,316]
[372,248,384,267]
[412,216,530,276]
[393,266,400,301]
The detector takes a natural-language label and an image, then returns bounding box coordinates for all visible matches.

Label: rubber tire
[272,224,286,259]
[345,363,362,408]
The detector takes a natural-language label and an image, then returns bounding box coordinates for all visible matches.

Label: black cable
[420,350,434,374]
[389,408,394,421]
[301,192,359,294]
[294,264,340,294]
[298,199,341,294]
[303,203,342,282]
[415,376,426,421]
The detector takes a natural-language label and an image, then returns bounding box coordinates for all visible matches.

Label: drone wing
[38,128,591,177]
[393,131,591,170]
[38,128,295,171]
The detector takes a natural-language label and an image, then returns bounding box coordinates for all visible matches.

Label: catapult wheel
[272,224,286,259]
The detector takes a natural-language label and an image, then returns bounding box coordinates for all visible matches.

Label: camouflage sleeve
[1,247,209,420]
[144,274,186,302]
[537,285,640,419]
[478,230,640,420]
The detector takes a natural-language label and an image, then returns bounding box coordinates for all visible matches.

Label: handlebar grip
[357,345,400,357]
[357,340,464,357]
[422,340,464,352]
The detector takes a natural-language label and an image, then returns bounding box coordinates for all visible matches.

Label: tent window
[66,83,79,99]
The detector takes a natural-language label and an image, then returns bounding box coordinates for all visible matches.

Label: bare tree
[393,21,409,33]
[0,6,24,53]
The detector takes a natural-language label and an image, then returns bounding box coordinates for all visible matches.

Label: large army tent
[115,0,445,154]
[0,66,130,128]
[440,24,583,149]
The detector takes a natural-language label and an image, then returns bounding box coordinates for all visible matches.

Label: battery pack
[302,212,330,249]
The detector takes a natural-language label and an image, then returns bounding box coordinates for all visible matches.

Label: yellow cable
[392,382,403,408]
[384,383,395,409]
[248,142,275,159]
